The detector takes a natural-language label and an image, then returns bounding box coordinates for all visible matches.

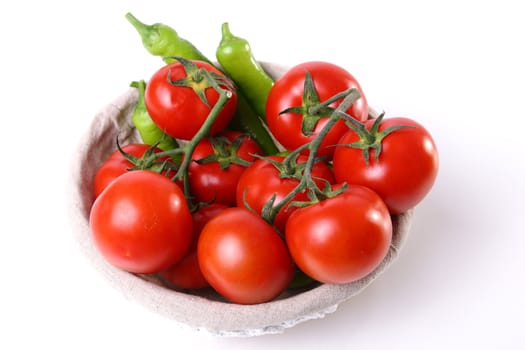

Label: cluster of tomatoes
[89,59,439,305]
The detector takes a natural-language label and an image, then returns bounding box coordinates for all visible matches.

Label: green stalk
[264,89,361,224]
[144,71,234,205]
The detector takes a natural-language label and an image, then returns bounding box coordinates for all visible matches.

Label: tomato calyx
[340,113,414,165]
[166,56,235,107]
[115,136,180,175]
[253,151,306,180]
[194,134,252,170]
[278,71,351,136]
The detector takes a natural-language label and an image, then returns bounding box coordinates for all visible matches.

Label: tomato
[89,170,193,274]
[235,155,335,231]
[160,203,229,290]
[197,207,294,304]
[236,155,334,232]
[188,132,262,206]
[333,117,439,214]
[93,143,172,198]
[266,61,368,157]
[285,185,392,284]
[145,59,237,140]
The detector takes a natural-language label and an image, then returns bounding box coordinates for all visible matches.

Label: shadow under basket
[67,62,414,337]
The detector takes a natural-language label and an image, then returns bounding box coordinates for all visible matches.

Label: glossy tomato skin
[197,207,294,304]
[266,61,368,157]
[145,60,237,140]
[93,144,167,198]
[188,132,262,206]
[235,155,335,232]
[333,117,439,214]
[285,185,392,284]
[160,203,229,290]
[90,170,193,274]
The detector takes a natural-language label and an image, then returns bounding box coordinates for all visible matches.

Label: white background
[1,0,524,349]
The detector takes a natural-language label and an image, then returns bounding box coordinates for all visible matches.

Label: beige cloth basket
[68,62,414,337]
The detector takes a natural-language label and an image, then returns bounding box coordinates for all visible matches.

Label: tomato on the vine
[197,207,294,304]
[333,116,439,214]
[90,170,193,274]
[266,61,368,157]
[188,131,262,206]
[236,155,335,232]
[145,58,237,140]
[93,143,173,198]
[285,185,392,284]
[160,203,229,290]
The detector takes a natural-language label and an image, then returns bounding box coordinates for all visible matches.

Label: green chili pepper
[130,80,178,151]
[216,22,274,120]
[125,12,210,64]
[225,95,279,155]
[125,13,279,155]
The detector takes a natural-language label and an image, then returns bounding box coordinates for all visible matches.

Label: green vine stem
[141,68,234,205]
[263,88,361,224]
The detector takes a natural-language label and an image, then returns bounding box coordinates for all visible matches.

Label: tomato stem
[174,93,233,181]
[263,88,361,224]
[139,70,234,208]
[200,134,253,169]
[308,88,358,116]
[166,57,234,108]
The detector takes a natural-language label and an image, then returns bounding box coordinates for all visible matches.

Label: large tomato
[197,207,294,304]
[266,61,368,156]
[159,203,229,290]
[333,117,439,214]
[236,155,334,232]
[188,132,262,206]
[89,170,193,274]
[285,185,392,284]
[145,59,237,140]
[93,143,172,198]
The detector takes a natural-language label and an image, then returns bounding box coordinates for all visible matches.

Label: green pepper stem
[221,22,234,41]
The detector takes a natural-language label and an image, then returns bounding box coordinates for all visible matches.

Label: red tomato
[160,203,229,290]
[89,170,193,274]
[93,143,172,198]
[266,61,368,157]
[236,155,334,232]
[285,185,392,284]
[197,207,294,304]
[188,132,262,206]
[145,59,237,140]
[333,117,439,214]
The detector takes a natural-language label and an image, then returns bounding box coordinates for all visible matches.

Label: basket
[68,62,413,337]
